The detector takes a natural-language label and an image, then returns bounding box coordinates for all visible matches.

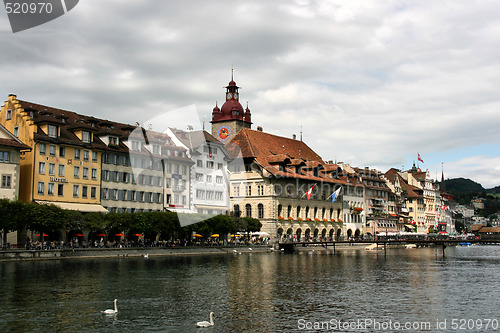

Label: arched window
[233,204,241,217]
[278,204,282,217]
[287,205,292,217]
[297,206,301,219]
[245,204,252,217]
[258,203,264,219]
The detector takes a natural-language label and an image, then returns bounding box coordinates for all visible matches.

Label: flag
[410,219,415,225]
[306,184,316,200]
[331,187,342,202]
[418,154,424,163]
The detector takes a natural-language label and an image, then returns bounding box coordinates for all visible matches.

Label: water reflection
[1,246,500,332]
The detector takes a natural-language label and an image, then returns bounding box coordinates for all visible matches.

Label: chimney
[257,126,263,132]
[292,134,296,140]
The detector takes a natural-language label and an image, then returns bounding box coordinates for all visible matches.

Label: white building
[166,128,230,216]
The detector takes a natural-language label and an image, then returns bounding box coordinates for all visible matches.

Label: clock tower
[211,71,252,143]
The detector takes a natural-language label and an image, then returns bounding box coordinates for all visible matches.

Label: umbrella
[96,233,107,237]
[193,234,203,238]
[115,233,125,237]
[133,234,143,237]
[36,233,49,237]
[211,234,220,238]
[75,233,85,237]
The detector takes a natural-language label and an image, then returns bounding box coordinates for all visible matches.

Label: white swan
[196,312,214,327]
[102,299,118,315]
[143,253,149,258]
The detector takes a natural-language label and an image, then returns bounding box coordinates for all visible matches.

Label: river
[1,245,499,332]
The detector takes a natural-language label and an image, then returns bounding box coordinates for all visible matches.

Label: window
[206,175,212,183]
[48,125,58,138]
[48,183,55,195]
[215,192,223,201]
[0,152,9,163]
[206,161,214,169]
[49,145,56,156]
[6,109,12,120]
[258,203,264,219]
[217,163,223,170]
[39,143,46,155]
[90,187,97,199]
[82,131,91,143]
[234,205,241,217]
[74,149,80,160]
[73,185,79,197]
[182,165,187,175]
[233,185,240,196]
[74,166,80,178]
[109,136,118,145]
[174,164,179,174]
[58,164,65,177]
[13,126,19,137]
[196,173,203,182]
[197,160,203,168]
[83,150,89,161]
[39,162,46,174]
[59,146,65,157]
[81,186,88,198]
[82,167,89,179]
[246,185,252,196]
[132,141,140,151]
[37,182,44,194]
[153,144,160,154]
[91,168,97,180]
[257,184,264,196]
[196,189,205,199]
[216,176,223,184]
[92,151,98,162]
[57,183,64,196]
[48,163,55,175]
[1,175,11,188]
[245,204,252,217]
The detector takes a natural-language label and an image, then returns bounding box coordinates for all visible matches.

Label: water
[1,246,500,332]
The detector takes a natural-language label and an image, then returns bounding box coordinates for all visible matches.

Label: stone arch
[354,229,361,238]
[296,228,302,241]
[313,228,319,239]
[336,228,342,240]
[347,229,353,238]
[304,228,311,240]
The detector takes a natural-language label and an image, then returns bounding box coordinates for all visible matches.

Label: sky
[1,0,500,188]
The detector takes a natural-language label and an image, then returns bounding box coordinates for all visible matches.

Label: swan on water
[196,312,214,327]
[102,299,118,315]
[143,253,149,258]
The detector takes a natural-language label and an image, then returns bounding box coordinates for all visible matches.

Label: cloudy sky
[1,0,500,187]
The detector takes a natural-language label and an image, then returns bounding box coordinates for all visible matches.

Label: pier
[278,239,500,256]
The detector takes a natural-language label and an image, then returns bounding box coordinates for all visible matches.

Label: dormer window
[48,124,58,138]
[109,136,118,146]
[132,141,140,151]
[82,131,91,143]
[153,144,160,154]
[6,109,12,120]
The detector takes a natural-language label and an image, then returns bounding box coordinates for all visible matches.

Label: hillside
[442,178,485,196]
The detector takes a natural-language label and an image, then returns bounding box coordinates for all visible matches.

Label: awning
[37,201,108,213]
[404,224,415,229]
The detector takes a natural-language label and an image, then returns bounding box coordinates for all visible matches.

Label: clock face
[218,126,230,142]
[226,93,232,99]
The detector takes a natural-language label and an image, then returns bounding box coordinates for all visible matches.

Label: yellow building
[0,94,106,212]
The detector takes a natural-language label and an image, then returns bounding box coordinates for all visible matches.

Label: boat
[405,244,417,249]
[459,242,472,246]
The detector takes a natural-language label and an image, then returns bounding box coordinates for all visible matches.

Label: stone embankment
[0,245,274,261]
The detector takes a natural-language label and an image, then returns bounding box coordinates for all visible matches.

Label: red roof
[226,128,346,184]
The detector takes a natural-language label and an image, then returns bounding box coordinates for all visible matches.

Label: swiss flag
[306,184,316,200]
[418,154,424,163]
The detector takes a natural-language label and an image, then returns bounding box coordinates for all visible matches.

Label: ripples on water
[1,246,500,332]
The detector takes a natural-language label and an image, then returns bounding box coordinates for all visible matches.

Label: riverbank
[0,245,278,261]
[0,242,380,261]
